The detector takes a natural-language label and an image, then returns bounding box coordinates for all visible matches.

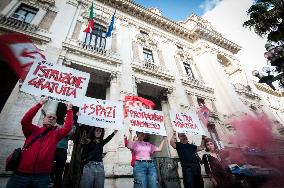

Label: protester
[127,129,166,188]
[202,138,234,188]
[51,122,76,188]
[6,97,73,188]
[80,127,117,188]
[170,131,205,188]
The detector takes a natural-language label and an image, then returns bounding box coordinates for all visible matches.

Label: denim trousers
[6,172,49,188]
[80,161,105,188]
[133,161,159,188]
[182,164,204,188]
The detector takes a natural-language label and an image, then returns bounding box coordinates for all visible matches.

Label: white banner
[77,97,124,130]
[20,61,90,105]
[128,107,166,136]
[170,111,205,136]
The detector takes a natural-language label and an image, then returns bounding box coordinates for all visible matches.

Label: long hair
[88,127,105,143]
[204,138,218,152]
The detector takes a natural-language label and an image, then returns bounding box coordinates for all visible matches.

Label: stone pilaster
[67,2,82,39]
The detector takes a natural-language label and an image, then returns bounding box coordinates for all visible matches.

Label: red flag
[0,33,46,80]
[197,105,210,126]
[124,96,155,117]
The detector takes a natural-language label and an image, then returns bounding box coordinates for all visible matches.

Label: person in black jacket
[170,131,205,188]
[80,127,117,188]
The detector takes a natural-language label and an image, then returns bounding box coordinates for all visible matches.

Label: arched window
[84,23,106,49]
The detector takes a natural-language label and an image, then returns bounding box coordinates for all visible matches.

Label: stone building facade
[0,0,283,187]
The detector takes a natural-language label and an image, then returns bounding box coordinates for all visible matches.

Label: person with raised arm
[80,127,118,188]
[170,131,205,188]
[127,129,166,188]
[6,97,73,188]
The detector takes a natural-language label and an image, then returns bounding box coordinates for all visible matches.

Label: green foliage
[243,0,284,42]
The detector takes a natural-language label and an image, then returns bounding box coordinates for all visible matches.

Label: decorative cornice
[96,0,197,42]
[95,0,240,54]
[254,81,284,97]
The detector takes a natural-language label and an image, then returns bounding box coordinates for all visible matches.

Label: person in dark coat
[202,138,233,188]
[170,131,205,188]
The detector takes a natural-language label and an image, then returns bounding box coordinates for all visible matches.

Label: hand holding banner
[77,97,124,130]
[128,107,166,136]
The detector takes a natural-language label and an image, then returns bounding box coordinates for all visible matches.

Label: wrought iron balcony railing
[62,39,122,65]
[0,15,51,42]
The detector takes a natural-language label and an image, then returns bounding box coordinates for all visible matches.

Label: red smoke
[229,113,273,150]
[224,113,284,187]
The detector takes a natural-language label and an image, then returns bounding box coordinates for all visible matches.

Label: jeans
[6,172,49,188]
[80,161,105,188]
[133,161,159,188]
[182,164,204,188]
[51,148,67,188]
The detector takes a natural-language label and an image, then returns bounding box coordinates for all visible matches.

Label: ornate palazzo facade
[0,0,283,187]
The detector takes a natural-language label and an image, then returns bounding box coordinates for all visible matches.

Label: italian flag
[83,0,95,33]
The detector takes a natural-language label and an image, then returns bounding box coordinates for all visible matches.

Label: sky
[133,0,268,84]
[133,0,222,21]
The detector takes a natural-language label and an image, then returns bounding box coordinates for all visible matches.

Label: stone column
[160,98,177,158]
[195,52,249,115]
[1,0,18,15]
[31,8,46,26]
[111,32,118,53]
[132,41,139,62]
[174,55,183,75]
[67,2,82,39]
[158,49,166,69]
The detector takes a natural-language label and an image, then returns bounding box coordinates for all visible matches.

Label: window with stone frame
[84,23,107,49]
[143,48,154,63]
[197,97,205,106]
[183,62,194,79]
[11,4,38,23]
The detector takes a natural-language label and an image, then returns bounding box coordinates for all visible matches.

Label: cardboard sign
[78,97,124,130]
[170,111,205,135]
[128,107,166,136]
[20,61,90,104]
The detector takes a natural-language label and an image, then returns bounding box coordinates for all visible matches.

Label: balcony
[0,15,51,42]
[131,59,175,82]
[233,83,260,100]
[62,39,122,66]
[180,74,214,94]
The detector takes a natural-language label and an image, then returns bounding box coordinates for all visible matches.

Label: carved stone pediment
[187,14,221,36]
[81,9,110,27]
[136,33,158,51]
[176,49,193,63]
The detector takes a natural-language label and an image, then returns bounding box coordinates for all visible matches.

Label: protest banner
[128,107,166,136]
[170,111,205,135]
[77,97,124,130]
[20,61,90,104]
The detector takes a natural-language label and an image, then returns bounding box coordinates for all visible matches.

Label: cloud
[199,0,223,13]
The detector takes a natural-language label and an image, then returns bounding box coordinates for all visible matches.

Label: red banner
[124,96,155,117]
[0,33,46,80]
[197,105,210,126]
